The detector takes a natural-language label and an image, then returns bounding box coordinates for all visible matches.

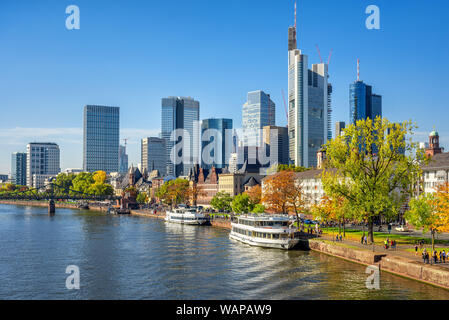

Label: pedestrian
[422,250,427,263]
[415,243,419,256]
[433,251,438,264]
[443,250,446,263]
[439,251,443,264]
[364,235,367,245]
[361,235,364,244]
[340,234,343,242]
[426,251,430,264]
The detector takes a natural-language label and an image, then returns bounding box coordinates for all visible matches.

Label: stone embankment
[0,200,109,212]
[308,239,449,289]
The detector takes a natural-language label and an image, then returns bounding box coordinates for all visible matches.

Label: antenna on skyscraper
[357,59,360,81]
[315,45,323,64]
[294,1,297,29]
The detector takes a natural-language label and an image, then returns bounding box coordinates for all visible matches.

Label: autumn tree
[188,183,207,206]
[406,183,449,251]
[262,170,306,228]
[156,178,190,208]
[312,196,350,236]
[321,118,425,243]
[246,185,261,204]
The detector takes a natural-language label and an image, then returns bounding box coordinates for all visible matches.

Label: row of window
[232,227,288,239]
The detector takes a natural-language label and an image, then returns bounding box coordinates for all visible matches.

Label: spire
[288,1,298,51]
[294,1,297,29]
[357,59,360,81]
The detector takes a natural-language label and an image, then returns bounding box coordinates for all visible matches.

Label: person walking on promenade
[433,251,438,264]
[443,250,446,263]
[422,249,427,263]
[361,235,364,244]
[339,234,343,242]
[415,243,419,256]
[364,235,367,245]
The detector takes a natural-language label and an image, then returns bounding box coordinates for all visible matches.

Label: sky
[0,0,448,174]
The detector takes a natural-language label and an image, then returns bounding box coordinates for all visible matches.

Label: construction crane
[122,138,129,148]
[315,44,333,66]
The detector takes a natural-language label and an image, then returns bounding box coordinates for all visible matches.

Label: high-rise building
[11,152,27,186]
[201,118,233,169]
[349,62,382,125]
[119,145,128,173]
[141,137,166,176]
[161,97,200,177]
[242,90,275,146]
[287,4,331,168]
[263,126,289,165]
[335,121,346,137]
[83,105,120,173]
[26,143,60,187]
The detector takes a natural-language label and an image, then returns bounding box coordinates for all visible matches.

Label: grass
[406,247,449,254]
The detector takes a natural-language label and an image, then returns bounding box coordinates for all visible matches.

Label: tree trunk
[431,229,435,252]
[368,218,374,243]
[343,219,346,237]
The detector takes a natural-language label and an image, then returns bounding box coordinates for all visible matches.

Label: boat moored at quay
[230,214,300,250]
[165,205,208,225]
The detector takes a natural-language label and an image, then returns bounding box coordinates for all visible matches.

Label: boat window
[273,234,279,239]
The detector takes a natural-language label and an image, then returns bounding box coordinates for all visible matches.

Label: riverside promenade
[308,234,449,290]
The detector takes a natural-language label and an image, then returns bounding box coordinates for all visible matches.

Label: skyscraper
[83,105,120,173]
[242,90,275,146]
[288,3,331,168]
[11,152,27,186]
[349,61,382,125]
[141,137,166,176]
[26,142,60,187]
[119,145,128,173]
[335,121,346,137]
[201,118,233,169]
[161,97,200,177]
[262,126,289,165]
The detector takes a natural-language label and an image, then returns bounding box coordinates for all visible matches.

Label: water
[0,204,448,300]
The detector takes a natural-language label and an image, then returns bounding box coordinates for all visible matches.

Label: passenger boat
[230,214,300,250]
[165,205,208,225]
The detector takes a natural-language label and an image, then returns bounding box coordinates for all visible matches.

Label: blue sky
[0,0,448,173]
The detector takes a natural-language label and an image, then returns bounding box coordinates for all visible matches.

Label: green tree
[321,118,425,243]
[231,193,254,214]
[210,191,233,212]
[252,204,266,214]
[136,192,149,204]
[277,164,309,173]
[156,178,190,208]
[72,172,95,195]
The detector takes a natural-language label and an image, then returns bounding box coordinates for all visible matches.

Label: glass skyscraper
[161,97,200,177]
[26,142,60,187]
[11,152,27,186]
[141,137,166,176]
[83,105,120,173]
[119,145,128,173]
[242,90,275,147]
[201,118,233,169]
[349,81,382,125]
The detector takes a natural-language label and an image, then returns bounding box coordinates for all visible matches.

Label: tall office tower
[141,137,167,176]
[335,121,346,137]
[26,143,60,187]
[118,145,128,173]
[349,60,382,125]
[201,118,233,169]
[83,105,120,173]
[161,97,200,177]
[263,126,289,165]
[288,3,331,168]
[242,90,275,147]
[11,152,27,185]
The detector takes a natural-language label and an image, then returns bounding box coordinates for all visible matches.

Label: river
[0,204,448,300]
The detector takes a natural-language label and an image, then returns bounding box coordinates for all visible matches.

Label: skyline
[1,0,448,173]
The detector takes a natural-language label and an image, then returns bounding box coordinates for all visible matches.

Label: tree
[406,183,449,251]
[262,171,296,214]
[321,118,425,243]
[210,191,233,212]
[136,192,149,204]
[277,164,309,173]
[72,172,95,195]
[312,196,350,236]
[156,178,190,208]
[252,204,266,214]
[231,193,254,214]
[246,185,261,204]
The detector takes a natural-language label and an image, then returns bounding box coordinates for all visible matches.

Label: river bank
[308,239,449,290]
[0,200,109,212]
[2,201,448,291]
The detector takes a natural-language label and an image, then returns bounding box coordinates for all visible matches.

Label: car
[395,225,410,232]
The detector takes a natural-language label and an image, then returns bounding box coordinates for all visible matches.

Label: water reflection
[0,204,448,300]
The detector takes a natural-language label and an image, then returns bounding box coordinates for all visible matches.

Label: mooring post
[48,200,55,216]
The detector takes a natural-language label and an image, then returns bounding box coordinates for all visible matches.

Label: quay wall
[309,239,449,290]
[0,200,108,212]
[209,218,231,230]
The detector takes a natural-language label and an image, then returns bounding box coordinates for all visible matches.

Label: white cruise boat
[230,214,300,250]
[165,205,208,225]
